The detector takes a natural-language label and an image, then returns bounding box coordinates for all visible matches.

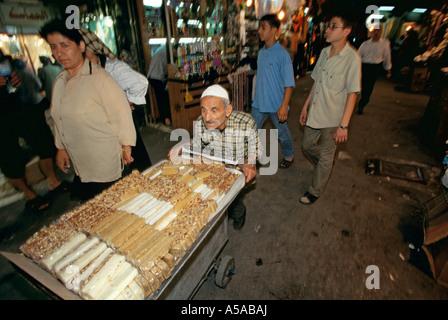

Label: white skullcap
[201,85,229,100]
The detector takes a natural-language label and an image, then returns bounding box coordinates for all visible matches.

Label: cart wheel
[215,255,235,289]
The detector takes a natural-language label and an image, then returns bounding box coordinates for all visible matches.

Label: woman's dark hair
[40,19,84,44]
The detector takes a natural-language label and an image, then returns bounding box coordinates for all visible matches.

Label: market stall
[140,0,261,132]
[0,1,55,73]
[1,159,245,300]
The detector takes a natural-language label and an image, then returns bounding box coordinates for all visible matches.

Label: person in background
[251,14,295,169]
[0,52,69,212]
[290,8,307,78]
[40,19,136,201]
[299,11,361,205]
[356,25,392,115]
[37,56,62,107]
[393,29,421,89]
[84,46,152,173]
[12,58,44,107]
[147,45,172,127]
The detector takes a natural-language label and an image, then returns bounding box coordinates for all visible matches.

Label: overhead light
[379,6,395,11]
[277,10,285,21]
[143,0,162,7]
[369,14,384,20]
[104,16,113,28]
[412,8,427,13]
[246,0,253,7]
[149,38,166,45]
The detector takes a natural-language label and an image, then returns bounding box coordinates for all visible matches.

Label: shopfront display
[140,0,262,132]
[0,1,56,73]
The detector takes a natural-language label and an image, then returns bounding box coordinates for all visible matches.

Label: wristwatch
[339,125,348,130]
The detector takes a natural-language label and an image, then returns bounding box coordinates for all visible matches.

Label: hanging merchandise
[228,67,252,112]
[240,10,246,46]
[185,82,193,103]
[426,9,447,49]
[415,9,448,63]
[286,0,301,10]
[254,0,285,19]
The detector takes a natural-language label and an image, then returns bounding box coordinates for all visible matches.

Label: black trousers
[359,63,383,110]
[70,175,117,201]
[123,120,152,175]
[149,78,171,122]
[0,102,55,178]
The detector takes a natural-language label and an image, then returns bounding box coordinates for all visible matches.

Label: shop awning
[0,1,55,34]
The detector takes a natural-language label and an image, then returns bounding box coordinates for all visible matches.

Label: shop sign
[0,2,52,27]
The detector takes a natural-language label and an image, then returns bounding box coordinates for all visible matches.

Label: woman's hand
[56,149,71,173]
[122,145,134,165]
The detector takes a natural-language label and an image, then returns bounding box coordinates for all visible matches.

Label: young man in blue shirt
[251,14,295,169]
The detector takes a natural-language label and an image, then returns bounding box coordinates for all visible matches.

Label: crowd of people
[0,9,421,231]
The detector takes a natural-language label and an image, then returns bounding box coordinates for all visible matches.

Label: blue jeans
[251,107,295,159]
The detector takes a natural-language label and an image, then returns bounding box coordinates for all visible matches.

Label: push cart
[1,161,245,300]
[148,160,245,299]
[153,199,234,299]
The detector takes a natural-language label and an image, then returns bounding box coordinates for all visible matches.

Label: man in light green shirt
[299,11,361,204]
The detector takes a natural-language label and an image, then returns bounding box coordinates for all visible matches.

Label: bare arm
[299,83,314,126]
[277,87,294,122]
[333,92,357,144]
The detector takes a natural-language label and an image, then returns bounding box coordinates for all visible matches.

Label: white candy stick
[119,193,147,211]
[53,237,99,274]
[58,242,107,287]
[146,202,172,225]
[134,198,158,217]
[98,264,139,300]
[41,233,87,271]
[77,247,114,292]
[81,254,126,300]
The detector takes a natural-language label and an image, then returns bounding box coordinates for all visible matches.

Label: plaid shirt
[192,111,261,164]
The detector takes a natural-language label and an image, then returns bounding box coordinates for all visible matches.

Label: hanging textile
[286,0,304,11]
[228,68,253,112]
[255,0,284,19]
[426,10,448,49]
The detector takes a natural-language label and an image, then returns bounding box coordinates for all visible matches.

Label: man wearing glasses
[298,11,361,204]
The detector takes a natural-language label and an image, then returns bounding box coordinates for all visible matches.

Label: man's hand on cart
[167,143,187,162]
[242,163,256,186]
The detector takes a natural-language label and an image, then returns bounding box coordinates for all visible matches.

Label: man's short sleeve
[345,53,362,94]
